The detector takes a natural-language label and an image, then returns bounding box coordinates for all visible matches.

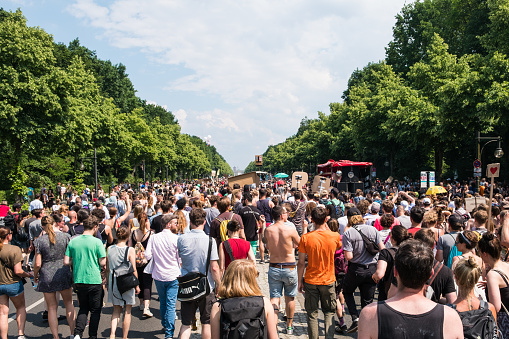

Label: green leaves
[0,9,232,192]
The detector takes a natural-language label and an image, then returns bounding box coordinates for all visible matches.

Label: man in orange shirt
[297,206,342,339]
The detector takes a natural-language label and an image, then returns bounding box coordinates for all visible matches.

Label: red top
[407,227,421,236]
[0,205,10,218]
[374,217,401,231]
[223,238,252,270]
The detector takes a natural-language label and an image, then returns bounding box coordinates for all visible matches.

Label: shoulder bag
[113,247,139,298]
[177,237,213,302]
[353,225,380,256]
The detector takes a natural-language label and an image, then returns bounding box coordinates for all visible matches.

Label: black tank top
[257,199,273,223]
[377,301,444,339]
[490,270,509,309]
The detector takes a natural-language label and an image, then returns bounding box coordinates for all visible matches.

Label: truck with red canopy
[317,159,373,193]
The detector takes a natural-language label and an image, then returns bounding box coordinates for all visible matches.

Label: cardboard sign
[487,163,500,178]
[291,172,308,190]
[465,197,488,213]
[311,175,331,194]
[228,172,261,188]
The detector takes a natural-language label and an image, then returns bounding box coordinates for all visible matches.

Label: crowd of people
[0,177,508,338]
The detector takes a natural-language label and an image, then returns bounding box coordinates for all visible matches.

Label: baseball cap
[448,214,465,228]
[423,198,431,205]
[347,207,361,217]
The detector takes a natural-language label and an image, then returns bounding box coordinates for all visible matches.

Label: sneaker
[17,336,26,339]
[143,308,153,317]
[58,315,67,321]
[42,310,48,320]
[286,327,294,335]
[73,336,81,339]
[346,319,359,333]
[335,324,348,334]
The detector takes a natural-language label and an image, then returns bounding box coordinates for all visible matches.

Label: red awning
[316,159,336,168]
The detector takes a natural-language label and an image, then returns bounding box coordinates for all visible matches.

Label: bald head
[68,210,77,222]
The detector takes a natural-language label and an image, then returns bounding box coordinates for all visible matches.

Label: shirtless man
[358,239,463,339]
[263,205,300,335]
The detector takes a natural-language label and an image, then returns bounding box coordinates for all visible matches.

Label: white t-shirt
[338,216,348,235]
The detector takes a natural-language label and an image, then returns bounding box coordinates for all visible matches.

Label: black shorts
[180,292,216,325]
[335,274,345,295]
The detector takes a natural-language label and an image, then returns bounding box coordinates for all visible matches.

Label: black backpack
[3,214,16,232]
[220,296,267,339]
[450,300,498,339]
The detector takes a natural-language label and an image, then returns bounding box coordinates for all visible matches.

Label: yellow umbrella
[426,186,447,195]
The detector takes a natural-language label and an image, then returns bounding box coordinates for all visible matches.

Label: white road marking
[8,296,45,323]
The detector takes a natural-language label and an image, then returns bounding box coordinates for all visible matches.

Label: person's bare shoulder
[358,302,378,339]
[442,305,463,339]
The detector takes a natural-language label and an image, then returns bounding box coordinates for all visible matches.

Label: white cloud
[67,0,407,169]
[173,109,187,127]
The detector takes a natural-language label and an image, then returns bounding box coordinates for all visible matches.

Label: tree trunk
[435,147,444,181]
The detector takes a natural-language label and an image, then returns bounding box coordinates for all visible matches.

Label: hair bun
[466,256,477,268]
[484,232,496,241]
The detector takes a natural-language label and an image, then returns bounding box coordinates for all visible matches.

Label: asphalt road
[6,282,190,339]
[9,267,362,339]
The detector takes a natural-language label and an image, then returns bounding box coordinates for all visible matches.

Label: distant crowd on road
[0,176,508,339]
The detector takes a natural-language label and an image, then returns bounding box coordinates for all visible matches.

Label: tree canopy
[0,9,232,195]
[249,0,509,181]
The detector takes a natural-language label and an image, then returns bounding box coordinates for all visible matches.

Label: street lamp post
[81,148,98,198]
[477,131,504,192]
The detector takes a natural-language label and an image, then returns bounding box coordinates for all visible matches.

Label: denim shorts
[0,281,24,297]
[268,266,298,298]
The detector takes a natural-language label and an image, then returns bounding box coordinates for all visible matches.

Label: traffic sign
[473,159,481,168]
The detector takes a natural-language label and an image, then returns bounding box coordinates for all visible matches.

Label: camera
[295,175,302,180]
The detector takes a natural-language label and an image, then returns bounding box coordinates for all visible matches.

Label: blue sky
[4,0,408,170]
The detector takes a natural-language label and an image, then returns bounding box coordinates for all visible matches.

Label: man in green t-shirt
[64,215,106,339]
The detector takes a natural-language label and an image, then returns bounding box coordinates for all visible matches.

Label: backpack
[14,223,29,243]
[220,296,267,339]
[69,224,76,237]
[133,230,151,267]
[3,214,16,232]
[450,300,499,339]
[335,203,344,218]
[334,248,348,279]
[446,234,462,268]
[328,200,344,218]
[424,261,443,300]
[216,214,233,242]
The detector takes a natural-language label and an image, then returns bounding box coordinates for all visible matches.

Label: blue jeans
[155,279,179,338]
